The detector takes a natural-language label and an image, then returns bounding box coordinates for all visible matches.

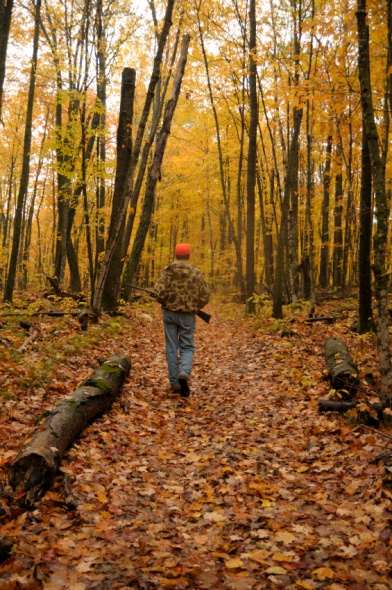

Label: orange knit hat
[175,243,191,256]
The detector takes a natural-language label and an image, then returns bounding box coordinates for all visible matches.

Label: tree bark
[101,68,136,310]
[272,107,303,319]
[95,0,107,265]
[358,112,374,333]
[333,142,343,288]
[0,0,13,120]
[9,354,131,505]
[245,0,257,313]
[357,0,392,402]
[325,337,359,395]
[319,133,332,289]
[4,0,41,303]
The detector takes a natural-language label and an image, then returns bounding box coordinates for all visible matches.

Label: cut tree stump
[325,337,359,396]
[9,354,131,505]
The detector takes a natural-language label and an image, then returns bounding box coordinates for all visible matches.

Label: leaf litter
[0,300,392,589]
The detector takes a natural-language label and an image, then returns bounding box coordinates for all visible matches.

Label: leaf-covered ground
[1,299,392,589]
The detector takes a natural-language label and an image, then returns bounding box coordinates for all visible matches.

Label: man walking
[155,243,210,397]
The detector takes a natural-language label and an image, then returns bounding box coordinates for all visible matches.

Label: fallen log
[318,400,357,412]
[17,329,40,353]
[305,316,335,324]
[318,400,382,414]
[9,354,131,506]
[318,399,382,424]
[325,337,359,396]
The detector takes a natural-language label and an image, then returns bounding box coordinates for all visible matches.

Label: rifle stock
[196,309,211,323]
[127,284,211,324]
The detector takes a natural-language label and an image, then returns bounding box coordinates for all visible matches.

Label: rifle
[127,284,211,324]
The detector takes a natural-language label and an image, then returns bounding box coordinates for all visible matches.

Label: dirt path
[1,305,391,589]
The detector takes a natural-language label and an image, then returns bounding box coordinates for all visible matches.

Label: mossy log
[325,337,359,396]
[9,354,131,505]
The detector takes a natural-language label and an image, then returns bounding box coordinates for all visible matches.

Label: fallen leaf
[265,566,287,575]
[312,567,334,580]
[225,558,244,569]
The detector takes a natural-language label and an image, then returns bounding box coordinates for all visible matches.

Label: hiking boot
[170,385,181,393]
[179,373,190,397]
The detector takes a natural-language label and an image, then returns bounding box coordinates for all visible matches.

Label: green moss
[34,410,51,424]
[0,390,16,401]
[100,363,121,374]
[83,378,111,393]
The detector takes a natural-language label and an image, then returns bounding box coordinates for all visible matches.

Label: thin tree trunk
[95,0,106,265]
[304,95,316,314]
[196,2,245,296]
[272,107,303,319]
[92,0,176,313]
[4,0,41,302]
[2,154,15,248]
[0,0,13,119]
[257,170,274,288]
[121,22,182,268]
[358,113,374,333]
[319,133,332,289]
[21,108,49,289]
[122,34,190,289]
[333,142,343,288]
[342,117,354,291]
[245,0,257,313]
[357,0,392,402]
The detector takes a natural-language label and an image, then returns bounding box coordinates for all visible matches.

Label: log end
[9,451,59,505]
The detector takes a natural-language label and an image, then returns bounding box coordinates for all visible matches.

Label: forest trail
[1,302,392,589]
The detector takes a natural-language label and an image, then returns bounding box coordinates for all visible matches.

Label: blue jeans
[163,309,196,387]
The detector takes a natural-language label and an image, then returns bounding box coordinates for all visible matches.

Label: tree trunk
[66,238,81,293]
[100,68,135,310]
[9,354,131,505]
[304,100,316,313]
[333,143,343,289]
[121,23,182,274]
[245,0,257,313]
[92,0,176,314]
[319,133,332,288]
[95,0,107,265]
[122,34,191,291]
[21,110,49,289]
[358,112,374,333]
[0,0,13,119]
[197,7,245,297]
[272,107,303,319]
[357,0,392,403]
[4,0,41,303]
[342,118,354,292]
[257,171,274,288]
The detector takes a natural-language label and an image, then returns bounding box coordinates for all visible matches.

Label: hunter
[155,243,210,397]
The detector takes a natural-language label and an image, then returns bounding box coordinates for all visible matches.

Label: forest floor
[1,294,392,589]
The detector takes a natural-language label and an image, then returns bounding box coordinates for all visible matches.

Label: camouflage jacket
[155,260,210,313]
